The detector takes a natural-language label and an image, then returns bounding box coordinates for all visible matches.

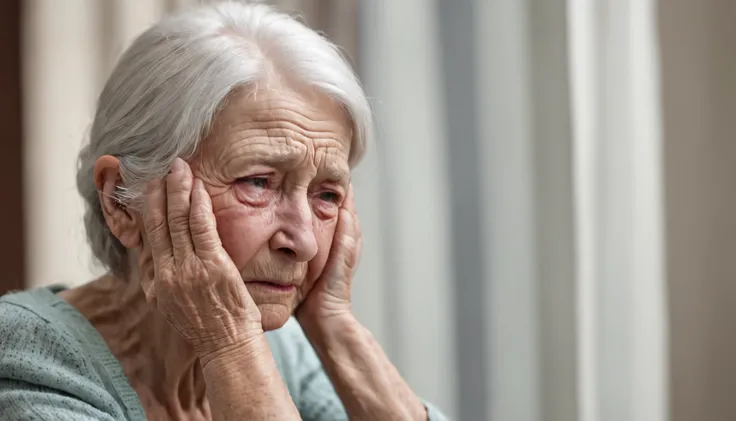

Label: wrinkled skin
[135,83,361,343]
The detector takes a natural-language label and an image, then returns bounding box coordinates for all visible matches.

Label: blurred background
[0,0,733,420]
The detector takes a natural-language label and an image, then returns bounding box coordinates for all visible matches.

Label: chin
[257,303,294,331]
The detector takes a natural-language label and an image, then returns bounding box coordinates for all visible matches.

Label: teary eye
[318,191,340,203]
[238,176,269,189]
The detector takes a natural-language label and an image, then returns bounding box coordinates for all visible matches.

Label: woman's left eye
[318,191,340,203]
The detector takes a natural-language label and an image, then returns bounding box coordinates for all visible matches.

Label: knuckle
[188,212,210,236]
[167,210,191,231]
[195,236,222,253]
[144,208,166,231]
[156,265,176,286]
[146,218,169,242]
[340,231,357,248]
[207,252,236,275]
[180,256,208,280]
[347,251,359,268]
[212,252,232,269]
[167,170,193,189]
[144,289,158,307]
[191,262,210,284]
[189,202,210,225]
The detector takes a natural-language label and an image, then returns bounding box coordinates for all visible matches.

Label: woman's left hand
[294,187,432,420]
[296,184,361,326]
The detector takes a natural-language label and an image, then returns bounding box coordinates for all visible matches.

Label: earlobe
[94,155,142,249]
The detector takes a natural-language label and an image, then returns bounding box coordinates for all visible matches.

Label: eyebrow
[227,143,350,183]
[260,148,304,167]
[323,164,350,184]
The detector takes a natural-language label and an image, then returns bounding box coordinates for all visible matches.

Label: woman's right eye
[233,175,274,207]
[238,176,269,189]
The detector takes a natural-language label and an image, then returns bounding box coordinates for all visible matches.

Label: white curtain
[363,0,668,420]
[568,0,668,420]
[357,0,457,417]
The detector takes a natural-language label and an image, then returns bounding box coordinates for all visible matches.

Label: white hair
[77,1,372,274]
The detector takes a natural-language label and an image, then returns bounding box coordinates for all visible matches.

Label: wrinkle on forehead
[227,81,352,138]
[197,85,352,184]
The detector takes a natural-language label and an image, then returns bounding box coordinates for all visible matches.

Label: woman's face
[186,85,353,330]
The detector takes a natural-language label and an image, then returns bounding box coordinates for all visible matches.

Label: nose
[269,194,318,262]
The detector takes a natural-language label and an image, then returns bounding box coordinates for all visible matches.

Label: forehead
[210,83,353,150]
[198,83,354,181]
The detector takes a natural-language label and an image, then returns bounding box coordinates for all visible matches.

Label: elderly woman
[0,3,447,421]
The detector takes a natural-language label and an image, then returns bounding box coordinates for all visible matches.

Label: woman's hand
[142,158,262,362]
[294,185,430,420]
[296,184,362,327]
[143,158,300,420]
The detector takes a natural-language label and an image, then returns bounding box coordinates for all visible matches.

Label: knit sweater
[0,287,446,420]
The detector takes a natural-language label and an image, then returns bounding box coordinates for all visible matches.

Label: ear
[93,155,141,249]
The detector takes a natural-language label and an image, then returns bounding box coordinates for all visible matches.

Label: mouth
[247,280,297,293]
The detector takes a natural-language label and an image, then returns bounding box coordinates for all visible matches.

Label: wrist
[196,329,267,368]
[298,310,359,342]
[298,314,427,421]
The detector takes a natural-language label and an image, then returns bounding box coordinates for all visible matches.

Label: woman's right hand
[142,158,301,420]
[141,157,262,363]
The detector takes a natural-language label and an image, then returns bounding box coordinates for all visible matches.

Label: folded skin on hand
[141,157,263,360]
[140,157,300,420]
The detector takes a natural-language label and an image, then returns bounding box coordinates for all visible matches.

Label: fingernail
[171,158,185,174]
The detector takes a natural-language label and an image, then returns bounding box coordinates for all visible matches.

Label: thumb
[322,207,359,287]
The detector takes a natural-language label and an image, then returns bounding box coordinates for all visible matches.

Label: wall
[0,0,23,295]
[659,1,736,420]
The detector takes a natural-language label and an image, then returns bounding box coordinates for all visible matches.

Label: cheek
[215,205,276,269]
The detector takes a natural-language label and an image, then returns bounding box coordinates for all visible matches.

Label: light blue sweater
[0,287,446,420]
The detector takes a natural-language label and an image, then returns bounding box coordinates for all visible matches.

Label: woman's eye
[318,191,340,203]
[239,176,269,189]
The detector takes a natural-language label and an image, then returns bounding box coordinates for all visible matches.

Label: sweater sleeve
[0,378,118,421]
[267,318,348,420]
[267,318,450,421]
[0,301,129,421]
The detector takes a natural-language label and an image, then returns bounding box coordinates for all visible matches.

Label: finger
[353,236,363,276]
[342,184,360,269]
[354,213,362,242]
[190,177,223,257]
[166,158,195,265]
[352,209,362,273]
[338,208,359,269]
[343,183,356,213]
[327,207,358,277]
[317,185,359,286]
[143,177,174,265]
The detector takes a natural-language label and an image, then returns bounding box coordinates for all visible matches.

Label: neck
[63,274,210,419]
